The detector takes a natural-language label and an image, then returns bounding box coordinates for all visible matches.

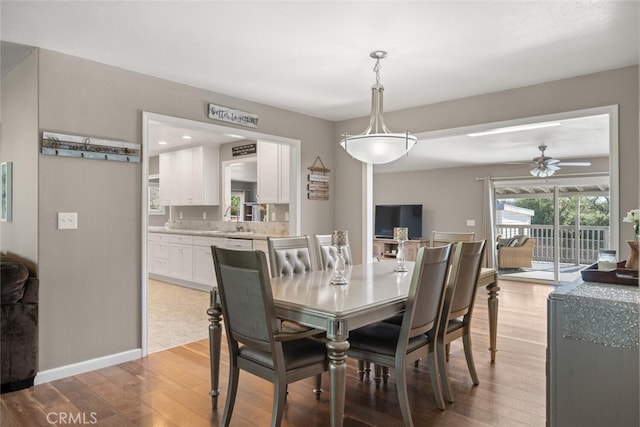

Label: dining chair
[211,246,328,427]
[313,234,352,270]
[267,236,316,277]
[430,231,475,248]
[346,245,452,423]
[437,240,486,403]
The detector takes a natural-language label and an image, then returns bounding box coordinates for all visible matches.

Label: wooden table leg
[486,280,500,363]
[208,289,222,409]
[326,320,349,427]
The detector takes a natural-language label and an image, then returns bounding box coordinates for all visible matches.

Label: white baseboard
[34,348,142,385]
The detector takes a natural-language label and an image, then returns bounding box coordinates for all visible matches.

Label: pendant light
[340,51,417,164]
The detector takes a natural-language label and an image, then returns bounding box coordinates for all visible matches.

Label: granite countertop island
[547,279,639,427]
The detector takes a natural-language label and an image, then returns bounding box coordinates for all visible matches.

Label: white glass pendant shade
[340,52,417,165]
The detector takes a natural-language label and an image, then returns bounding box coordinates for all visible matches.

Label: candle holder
[393,227,408,272]
[330,230,349,285]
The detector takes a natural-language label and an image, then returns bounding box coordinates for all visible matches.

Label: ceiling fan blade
[505,162,535,165]
[556,161,592,167]
[547,164,561,171]
[545,158,561,165]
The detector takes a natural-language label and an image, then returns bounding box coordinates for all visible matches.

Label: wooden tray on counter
[580,261,639,286]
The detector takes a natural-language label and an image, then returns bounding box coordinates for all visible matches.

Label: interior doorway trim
[140,111,301,356]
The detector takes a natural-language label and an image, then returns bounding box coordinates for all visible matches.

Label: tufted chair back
[314,234,352,270]
[267,236,315,277]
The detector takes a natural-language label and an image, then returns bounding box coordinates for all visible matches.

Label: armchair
[497,235,536,269]
[1,255,39,393]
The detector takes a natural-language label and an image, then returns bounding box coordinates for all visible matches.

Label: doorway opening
[141,112,301,356]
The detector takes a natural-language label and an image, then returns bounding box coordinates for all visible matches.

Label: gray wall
[0,49,39,270]
[335,66,639,262]
[33,49,334,371]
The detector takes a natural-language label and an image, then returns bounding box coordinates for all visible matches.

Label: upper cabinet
[257,141,289,204]
[159,145,220,206]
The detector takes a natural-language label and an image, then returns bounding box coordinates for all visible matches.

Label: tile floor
[147,279,211,353]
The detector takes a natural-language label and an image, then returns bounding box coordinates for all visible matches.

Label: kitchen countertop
[148,226,273,240]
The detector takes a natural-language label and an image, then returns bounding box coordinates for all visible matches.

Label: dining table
[207,261,499,427]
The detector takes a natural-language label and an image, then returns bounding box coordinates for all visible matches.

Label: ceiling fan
[511,144,592,177]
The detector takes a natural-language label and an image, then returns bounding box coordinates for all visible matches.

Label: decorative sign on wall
[42,132,140,163]
[307,156,330,200]
[208,103,259,128]
[232,143,257,157]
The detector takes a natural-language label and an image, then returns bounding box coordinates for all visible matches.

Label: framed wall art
[1,161,12,222]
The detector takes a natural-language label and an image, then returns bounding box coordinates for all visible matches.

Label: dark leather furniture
[1,255,38,393]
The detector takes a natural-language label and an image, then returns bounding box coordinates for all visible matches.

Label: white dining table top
[271,261,415,322]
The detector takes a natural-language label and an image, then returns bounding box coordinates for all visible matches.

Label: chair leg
[313,374,323,400]
[463,333,480,385]
[438,340,455,403]
[357,360,372,380]
[445,343,451,362]
[394,361,415,427]
[272,377,287,427]
[382,366,390,384]
[427,352,446,410]
[222,365,240,426]
[374,364,382,386]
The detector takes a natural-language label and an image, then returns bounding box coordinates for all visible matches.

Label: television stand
[372,238,430,261]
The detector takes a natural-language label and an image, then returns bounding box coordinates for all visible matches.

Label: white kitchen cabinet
[159,145,220,206]
[167,235,194,281]
[193,236,227,286]
[148,233,170,275]
[257,141,289,204]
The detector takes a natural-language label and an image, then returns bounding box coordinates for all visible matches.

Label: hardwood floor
[0,279,552,426]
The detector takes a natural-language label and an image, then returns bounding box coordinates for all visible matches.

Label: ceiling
[2,1,637,172]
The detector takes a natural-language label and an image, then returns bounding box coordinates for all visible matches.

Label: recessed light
[158,141,168,145]
[224,133,245,139]
[467,122,561,137]
[181,135,192,140]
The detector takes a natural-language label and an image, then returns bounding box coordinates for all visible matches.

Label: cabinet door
[158,146,219,206]
[168,243,193,281]
[193,245,215,286]
[159,151,177,205]
[257,141,280,203]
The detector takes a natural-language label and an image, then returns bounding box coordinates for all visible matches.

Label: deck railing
[496,224,611,265]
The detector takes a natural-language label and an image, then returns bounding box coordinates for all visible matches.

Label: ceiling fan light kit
[528,144,592,177]
[340,51,417,164]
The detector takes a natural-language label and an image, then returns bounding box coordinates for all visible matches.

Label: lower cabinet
[150,232,265,289]
[372,239,430,262]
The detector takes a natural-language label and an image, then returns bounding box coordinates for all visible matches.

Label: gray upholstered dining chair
[437,240,486,403]
[211,246,328,427]
[346,245,452,424]
[430,231,475,248]
[313,234,352,270]
[267,236,316,277]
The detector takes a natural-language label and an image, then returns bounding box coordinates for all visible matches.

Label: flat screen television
[374,204,423,240]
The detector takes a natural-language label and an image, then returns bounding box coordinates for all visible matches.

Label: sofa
[497,235,536,269]
[1,255,38,393]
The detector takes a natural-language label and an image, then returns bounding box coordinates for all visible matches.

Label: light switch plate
[58,212,78,229]
[466,219,475,227]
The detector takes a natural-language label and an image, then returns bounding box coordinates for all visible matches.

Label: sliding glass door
[493,175,611,283]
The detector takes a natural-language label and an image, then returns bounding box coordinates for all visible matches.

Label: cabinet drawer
[169,234,194,245]
[151,258,169,275]
[152,242,169,259]
[149,233,170,243]
[223,238,253,250]
[194,236,227,248]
